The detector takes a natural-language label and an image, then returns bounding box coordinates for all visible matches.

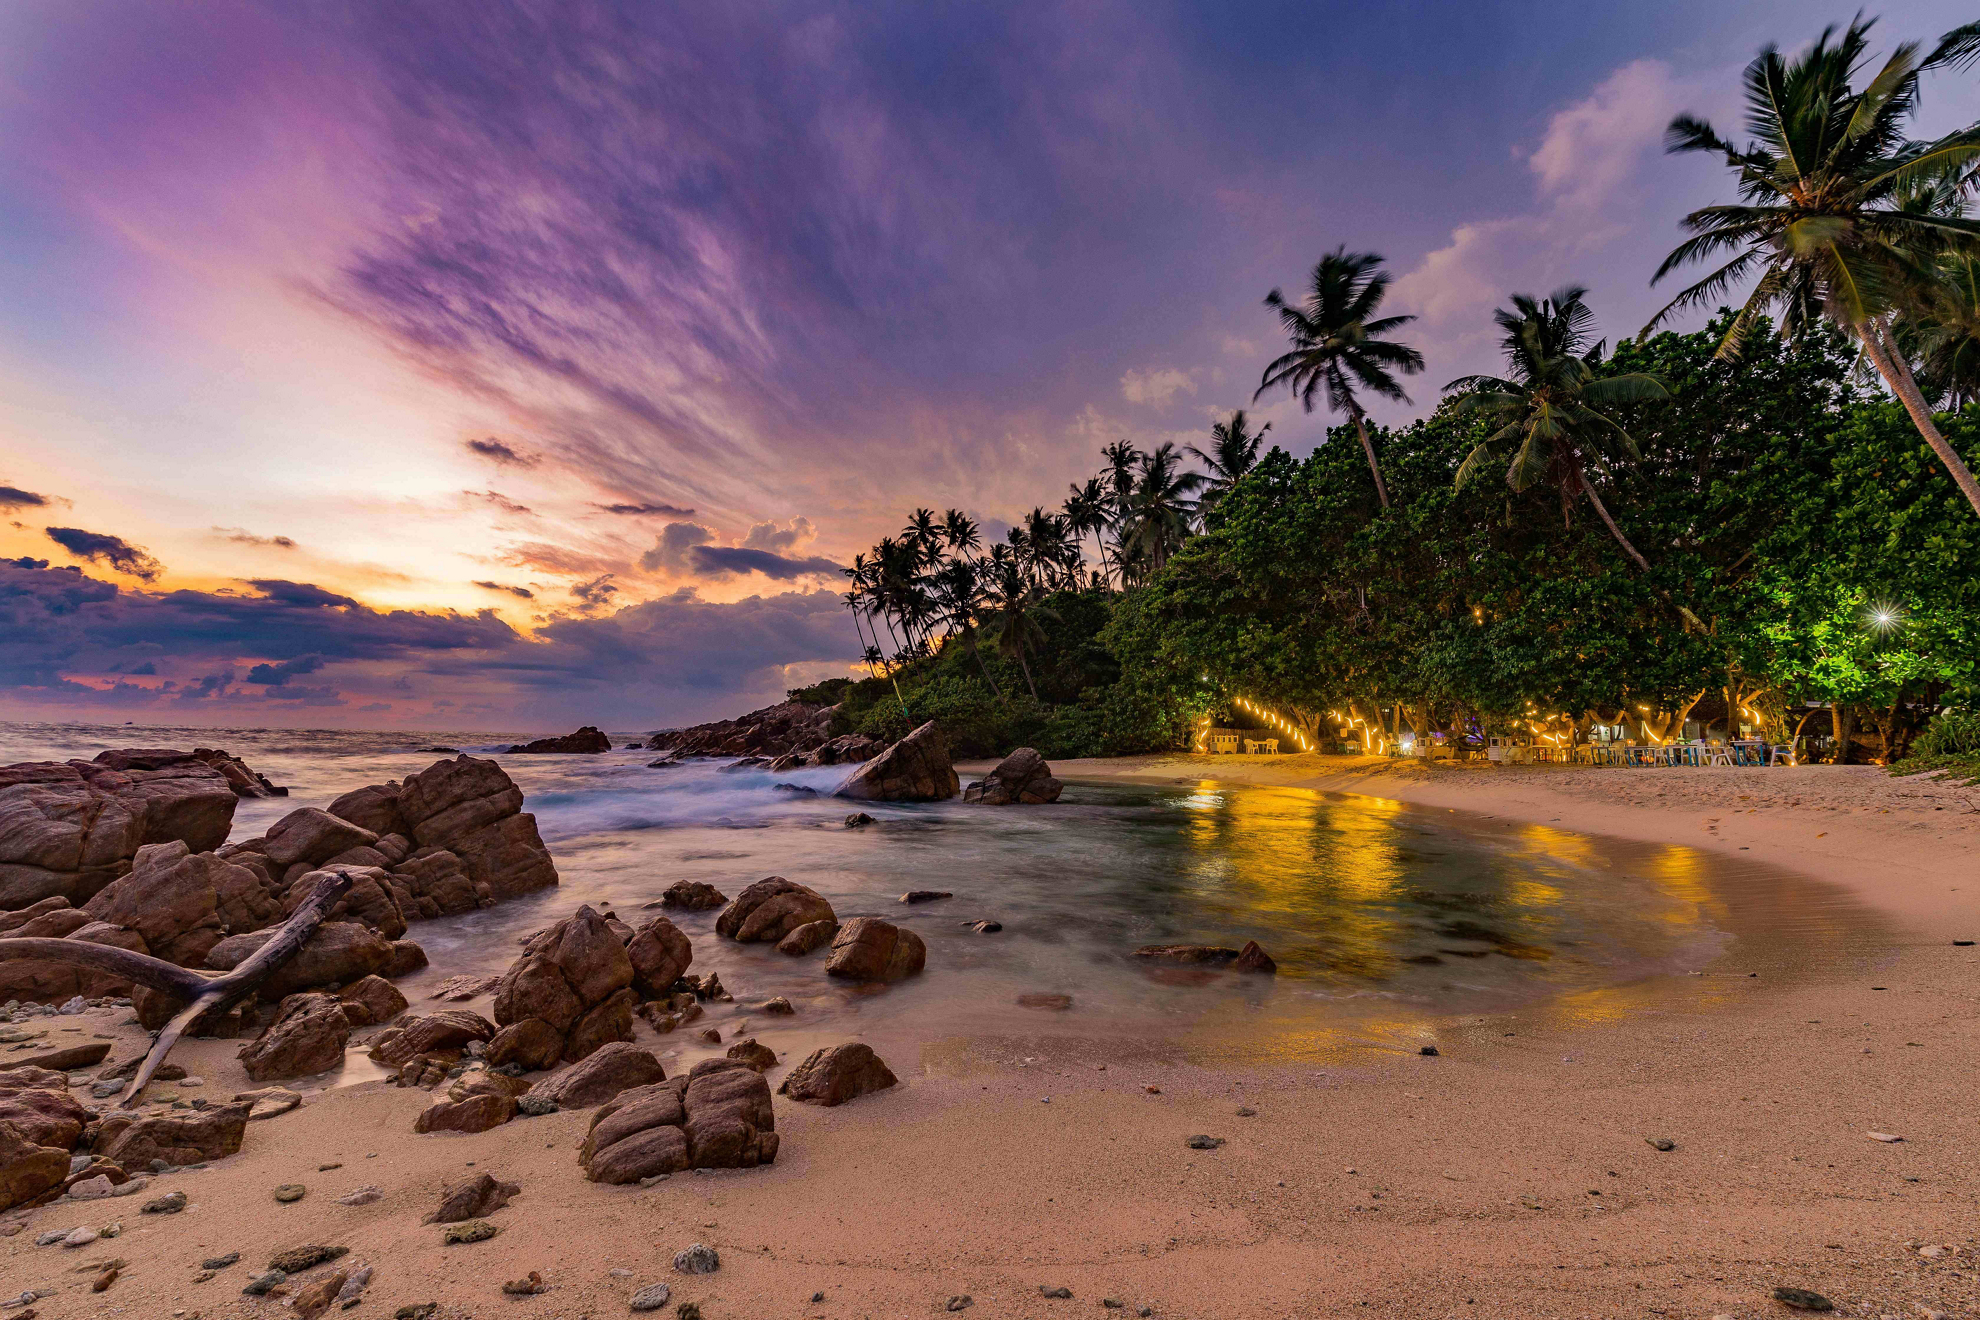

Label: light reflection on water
[0,723,1880,1071]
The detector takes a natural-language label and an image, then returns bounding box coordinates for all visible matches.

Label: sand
[5,754,1978,1319]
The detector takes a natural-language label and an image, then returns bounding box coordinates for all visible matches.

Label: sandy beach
[7,755,1979,1320]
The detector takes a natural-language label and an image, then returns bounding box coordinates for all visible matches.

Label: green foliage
[1916,710,1980,757]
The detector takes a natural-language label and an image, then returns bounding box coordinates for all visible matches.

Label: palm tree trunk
[1576,473,1651,571]
[969,635,1009,709]
[1859,319,1980,518]
[1016,648,1039,701]
[1350,409,1391,509]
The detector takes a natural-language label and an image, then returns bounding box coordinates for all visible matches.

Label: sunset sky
[3,0,1975,733]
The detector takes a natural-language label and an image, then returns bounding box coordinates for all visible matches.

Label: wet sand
[6,755,1979,1319]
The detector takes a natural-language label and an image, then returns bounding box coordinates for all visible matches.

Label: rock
[264,809,378,870]
[294,1268,351,1318]
[1645,1137,1676,1151]
[630,1281,672,1311]
[442,1219,499,1244]
[1418,1045,1440,1057]
[485,1018,565,1072]
[623,915,692,997]
[94,1102,250,1167]
[672,1242,719,1274]
[505,727,611,755]
[946,1297,973,1312]
[426,1171,520,1223]
[492,905,635,1062]
[202,1250,241,1268]
[899,890,952,904]
[777,1043,897,1107]
[1867,1131,1905,1143]
[337,975,410,1027]
[844,812,874,828]
[1039,1286,1073,1299]
[825,917,926,983]
[516,1095,557,1117]
[238,993,352,1081]
[9,1042,111,1072]
[242,1269,287,1295]
[384,939,429,977]
[237,1086,303,1121]
[81,842,262,966]
[724,1039,776,1072]
[1133,942,1277,973]
[1234,940,1277,973]
[0,921,151,1004]
[396,756,558,901]
[141,1189,187,1213]
[1772,1287,1834,1310]
[0,1118,68,1211]
[325,783,409,837]
[526,1042,666,1110]
[659,881,726,911]
[268,1242,347,1272]
[580,1060,777,1182]
[1016,993,1072,1010]
[968,920,1002,933]
[204,921,393,1000]
[274,1183,307,1202]
[717,878,836,944]
[414,1093,517,1134]
[337,1185,383,1205]
[961,748,1063,805]
[368,1010,498,1067]
[1185,1134,1225,1150]
[501,1270,548,1296]
[776,918,839,956]
[832,721,959,802]
[428,974,499,1002]
[760,997,794,1015]
[814,733,882,765]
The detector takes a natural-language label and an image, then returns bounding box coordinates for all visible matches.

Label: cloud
[594,501,695,517]
[244,579,358,608]
[473,580,536,599]
[0,485,52,510]
[466,490,534,516]
[742,517,815,555]
[6,556,50,570]
[1120,367,1197,408]
[570,574,618,612]
[639,521,715,574]
[44,527,165,581]
[215,527,298,548]
[245,654,325,685]
[464,437,537,467]
[690,546,842,581]
[638,519,839,582]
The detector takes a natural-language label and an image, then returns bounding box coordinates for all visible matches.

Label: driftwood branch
[0,868,357,1107]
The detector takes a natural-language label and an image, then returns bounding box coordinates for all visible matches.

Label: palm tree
[1445,286,1670,572]
[1909,252,1980,407]
[981,558,1054,701]
[1061,478,1108,584]
[1118,443,1204,580]
[931,557,1007,707]
[941,509,980,561]
[1257,248,1424,508]
[902,508,943,570]
[1646,17,1980,515]
[1187,410,1270,526]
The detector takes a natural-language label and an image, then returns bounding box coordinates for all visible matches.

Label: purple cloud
[465,437,537,467]
[0,485,52,510]
[45,527,164,581]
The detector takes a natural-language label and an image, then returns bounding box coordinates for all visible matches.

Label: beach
[6,754,1979,1319]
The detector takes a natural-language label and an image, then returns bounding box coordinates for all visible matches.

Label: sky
[2,0,1976,734]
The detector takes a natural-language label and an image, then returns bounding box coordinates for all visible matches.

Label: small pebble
[242,1269,287,1296]
[273,1183,306,1203]
[1039,1285,1073,1299]
[201,1251,240,1269]
[1645,1137,1676,1152]
[945,1297,973,1312]
[672,1242,719,1274]
[1235,1106,1256,1117]
[1185,1135,1224,1150]
[629,1281,672,1311]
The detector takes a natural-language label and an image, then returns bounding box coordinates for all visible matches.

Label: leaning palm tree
[1446,286,1670,572]
[1257,248,1424,508]
[1061,478,1108,585]
[1187,410,1270,526]
[1646,17,1980,515]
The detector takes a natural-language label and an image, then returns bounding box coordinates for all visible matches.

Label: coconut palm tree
[1909,251,1980,408]
[1646,16,1980,515]
[931,557,1007,707]
[1188,410,1270,526]
[981,557,1054,701]
[1061,478,1108,585]
[941,509,980,561]
[1257,248,1424,509]
[1445,286,1670,572]
[1112,443,1204,581]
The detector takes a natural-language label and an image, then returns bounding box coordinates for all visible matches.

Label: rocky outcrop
[578,1058,777,1183]
[492,906,636,1065]
[92,746,287,797]
[777,1043,898,1106]
[812,733,882,766]
[833,722,959,802]
[337,974,409,1026]
[962,748,1064,805]
[1132,940,1277,973]
[660,881,725,911]
[95,1101,251,1167]
[825,917,926,983]
[624,915,692,997]
[395,756,558,902]
[527,1041,669,1109]
[238,993,352,1081]
[650,700,843,760]
[81,841,275,966]
[506,727,611,755]
[206,921,394,1000]
[367,1011,498,1068]
[0,755,240,908]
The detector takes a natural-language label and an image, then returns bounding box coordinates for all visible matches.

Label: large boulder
[396,756,557,900]
[526,1041,668,1109]
[95,1102,251,1167]
[716,878,836,944]
[0,1081,90,1147]
[652,700,841,759]
[81,841,267,965]
[0,1118,70,1211]
[492,906,635,1063]
[238,993,352,1081]
[325,783,410,838]
[579,1058,777,1183]
[414,1092,516,1134]
[832,721,959,802]
[264,808,379,870]
[367,1011,498,1068]
[624,915,692,996]
[204,921,394,1000]
[962,747,1064,805]
[0,756,236,908]
[506,727,611,754]
[777,1043,899,1106]
[812,733,882,766]
[824,917,926,983]
[659,880,725,911]
[427,1171,521,1223]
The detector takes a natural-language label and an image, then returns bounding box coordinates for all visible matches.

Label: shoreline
[6,755,1978,1318]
